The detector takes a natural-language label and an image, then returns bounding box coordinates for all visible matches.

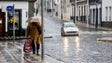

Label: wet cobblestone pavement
[0,40,65,63]
[44,34,112,63]
[0,40,42,63]
[1,13,112,63]
[1,33,112,63]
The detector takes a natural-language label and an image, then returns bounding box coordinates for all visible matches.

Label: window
[84,5,85,16]
[105,7,108,21]
[79,6,80,16]
[81,6,83,16]
[109,6,111,21]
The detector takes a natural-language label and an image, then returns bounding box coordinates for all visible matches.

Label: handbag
[23,38,32,53]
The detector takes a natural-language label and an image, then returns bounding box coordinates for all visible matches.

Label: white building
[0,0,36,36]
[76,0,87,22]
[89,0,112,28]
[89,0,102,26]
[62,0,71,20]
[102,0,112,27]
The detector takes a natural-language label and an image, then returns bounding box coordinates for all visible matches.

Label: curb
[0,36,26,40]
[44,36,53,38]
[97,37,112,42]
[0,36,53,40]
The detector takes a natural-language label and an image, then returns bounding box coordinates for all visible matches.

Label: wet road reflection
[62,36,81,58]
[74,37,81,54]
[63,37,69,56]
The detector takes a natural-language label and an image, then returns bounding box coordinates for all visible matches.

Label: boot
[37,51,40,56]
[33,51,35,54]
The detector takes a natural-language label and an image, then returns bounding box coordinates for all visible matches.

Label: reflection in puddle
[74,37,81,55]
[63,37,69,56]
[75,37,80,51]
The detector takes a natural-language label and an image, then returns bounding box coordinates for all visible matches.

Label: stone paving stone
[0,52,6,63]
[0,45,6,63]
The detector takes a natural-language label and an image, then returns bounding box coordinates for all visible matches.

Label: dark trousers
[31,40,40,54]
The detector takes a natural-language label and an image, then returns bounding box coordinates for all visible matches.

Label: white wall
[89,4,101,24]
[102,0,112,21]
[0,1,28,31]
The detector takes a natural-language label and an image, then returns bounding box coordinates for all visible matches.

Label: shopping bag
[23,38,32,53]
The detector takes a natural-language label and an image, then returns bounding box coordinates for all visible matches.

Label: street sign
[6,6,14,11]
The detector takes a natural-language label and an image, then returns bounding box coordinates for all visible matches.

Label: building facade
[101,0,112,27]
[75,0,112,28]
[89,0,102,26]
[89,0,112,28]
[0,0,36,36]
[59,0,73,20]
[76,0,88,23]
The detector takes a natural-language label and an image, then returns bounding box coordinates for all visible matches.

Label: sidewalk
[75,21,112,31]
[0,40,64,63]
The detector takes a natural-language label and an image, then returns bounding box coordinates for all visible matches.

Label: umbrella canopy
[26,16,41,23]
[26,15,46,25]
[26,16,42,30]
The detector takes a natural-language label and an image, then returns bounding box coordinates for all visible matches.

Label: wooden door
[0,12,5,36]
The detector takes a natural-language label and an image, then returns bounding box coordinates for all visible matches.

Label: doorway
[0,12,5,36]
[7,9,22,36]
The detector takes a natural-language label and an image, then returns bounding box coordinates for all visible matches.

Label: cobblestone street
[0,12,112,63]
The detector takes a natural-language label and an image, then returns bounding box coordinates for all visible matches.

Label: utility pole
[6,4,15,46]
[87,0,89,27]
[12,4,15,46]
[41,0,44,60]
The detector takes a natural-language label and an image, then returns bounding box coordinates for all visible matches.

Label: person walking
[27,21,42,56]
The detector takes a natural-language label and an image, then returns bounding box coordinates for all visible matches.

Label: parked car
[61,22,79,36]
